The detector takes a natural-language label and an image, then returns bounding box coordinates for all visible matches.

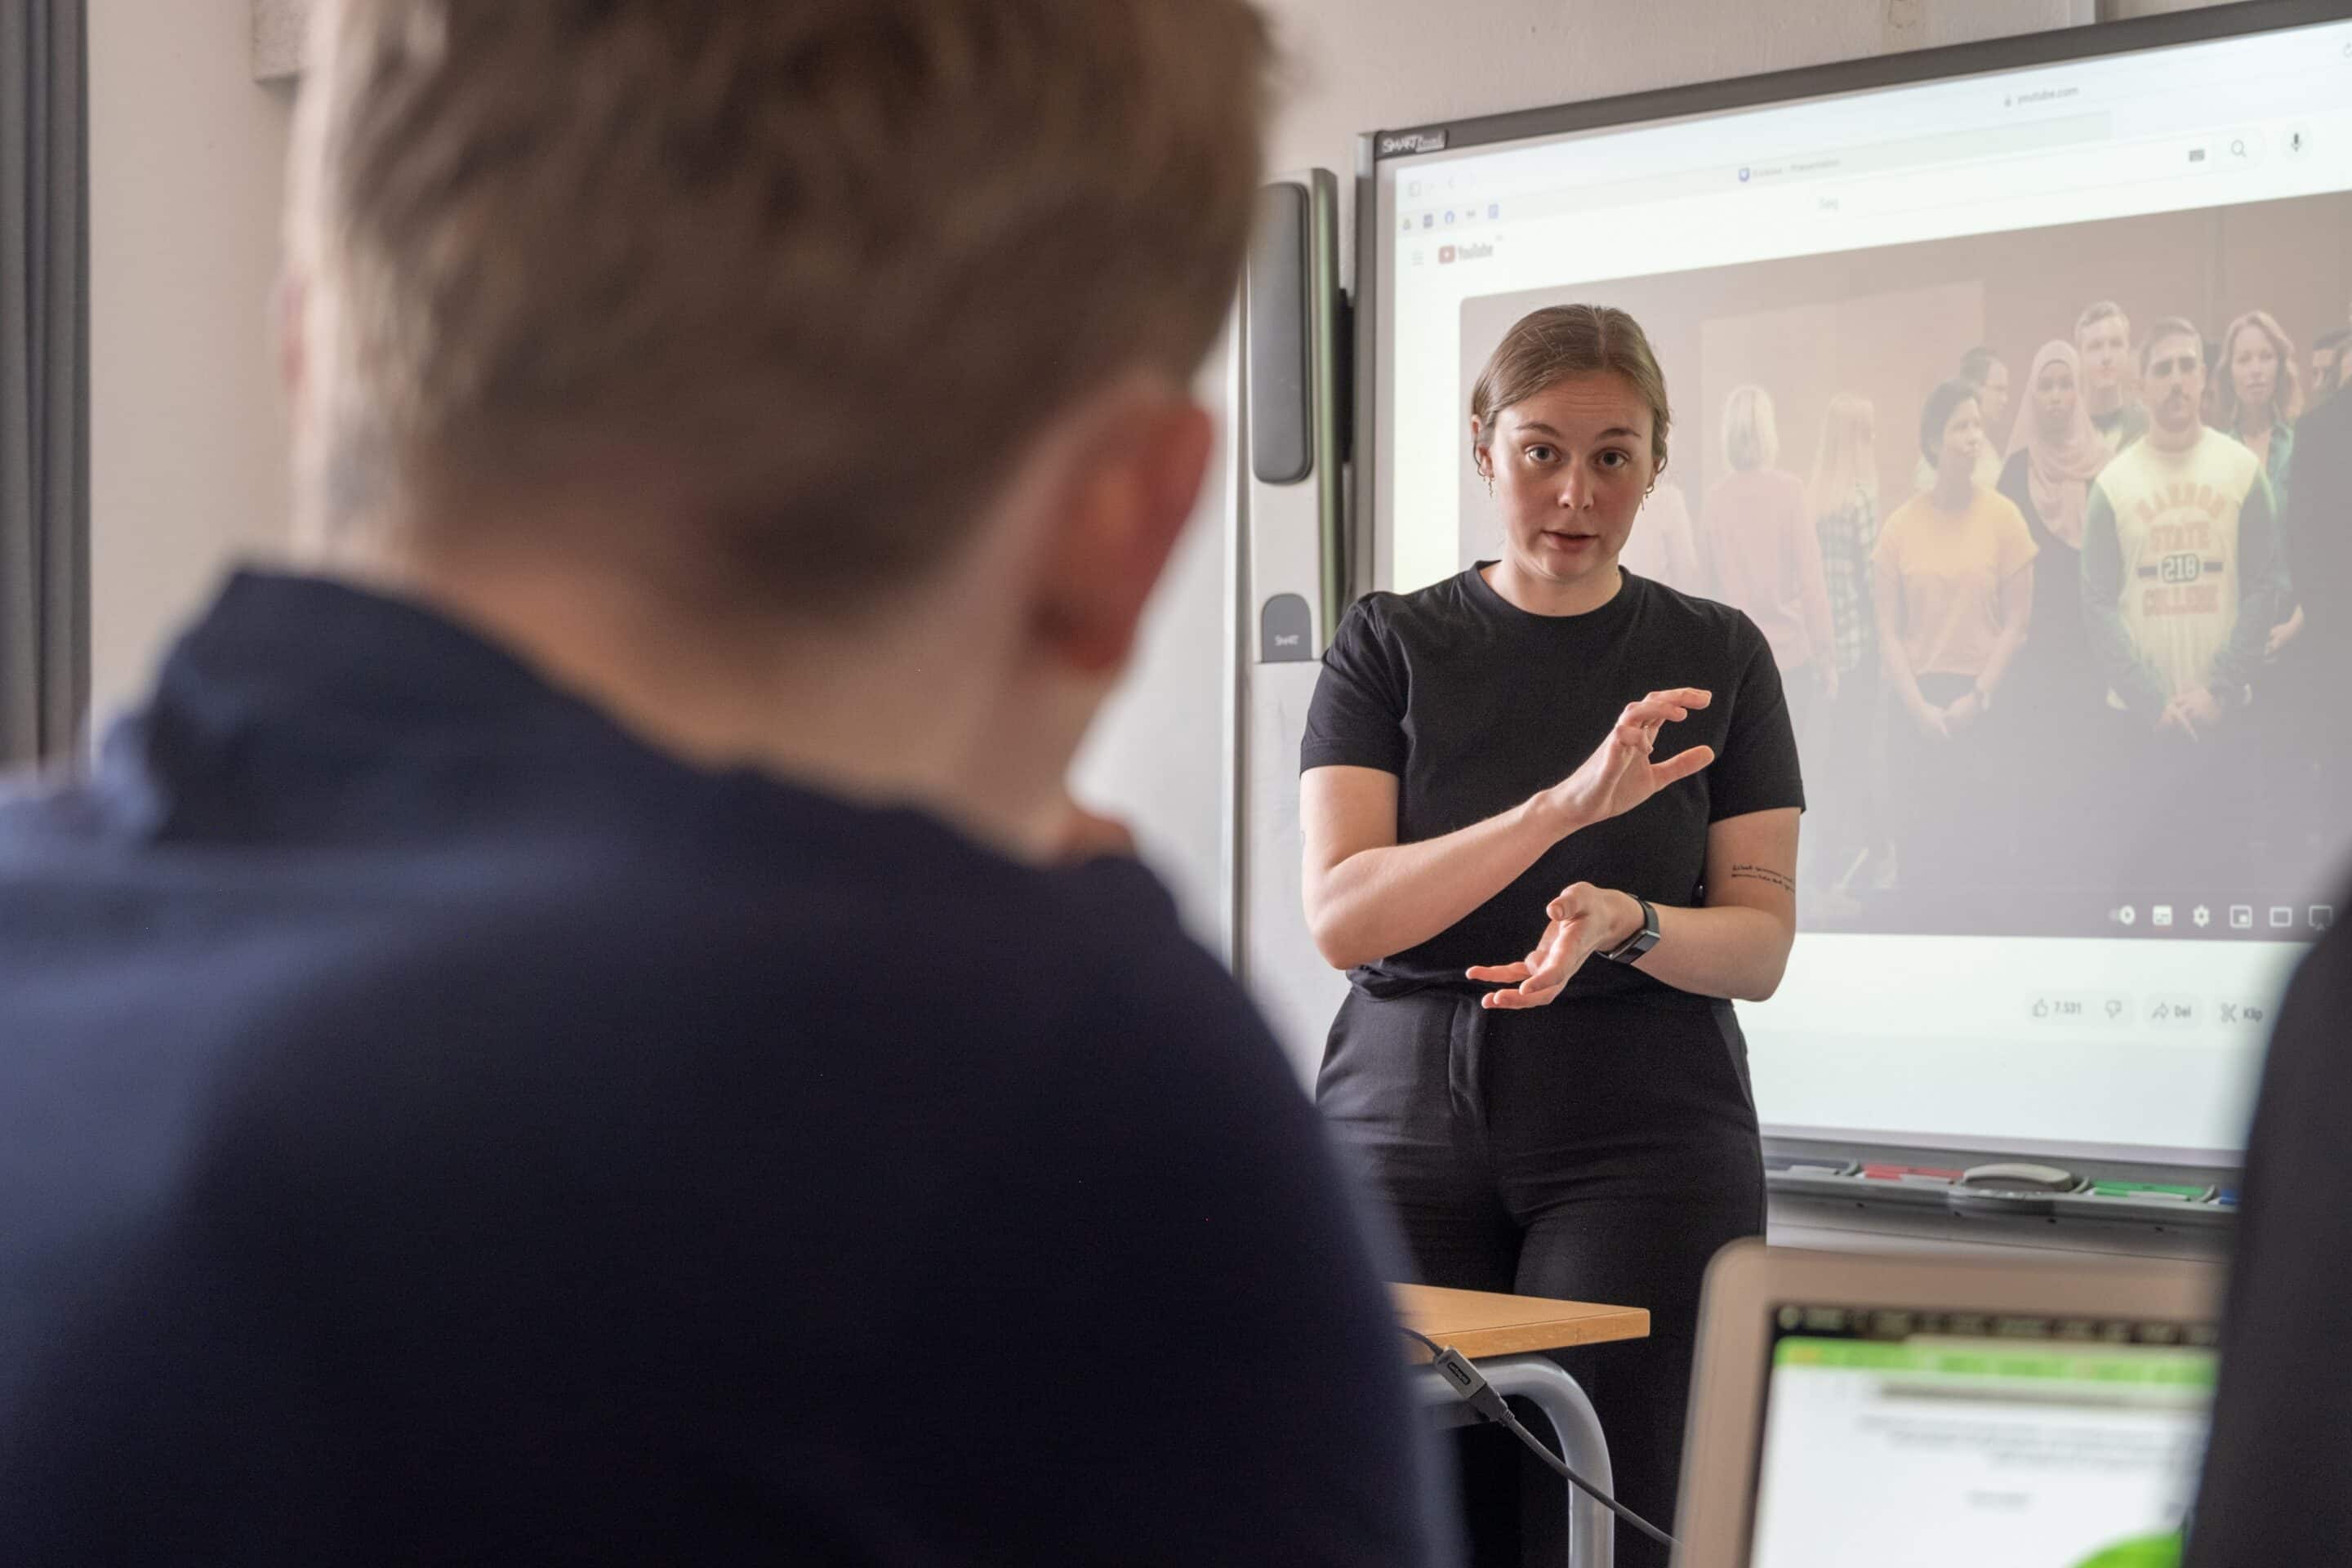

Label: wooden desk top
[1394,1283,1650,1361]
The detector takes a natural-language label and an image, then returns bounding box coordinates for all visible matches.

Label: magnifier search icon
[2231,138,2248,157]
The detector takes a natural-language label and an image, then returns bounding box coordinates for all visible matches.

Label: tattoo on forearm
[1730,863,1795,894]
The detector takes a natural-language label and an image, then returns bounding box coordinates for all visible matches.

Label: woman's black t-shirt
[1301,564,1804,1005]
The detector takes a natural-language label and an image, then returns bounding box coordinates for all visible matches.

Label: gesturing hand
[1542,688,1716,832]
[1467,883,1634,1009]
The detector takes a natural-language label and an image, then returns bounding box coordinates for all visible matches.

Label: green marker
[2088,1180,2215,1202]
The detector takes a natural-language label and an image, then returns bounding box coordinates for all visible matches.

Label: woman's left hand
[1467,883,1638,1009]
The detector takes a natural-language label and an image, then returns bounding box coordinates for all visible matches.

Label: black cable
[1402,1326,1679,1552]
[1400,1325,1449,1359]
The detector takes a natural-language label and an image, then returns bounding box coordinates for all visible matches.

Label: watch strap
[1601,897,1659,963]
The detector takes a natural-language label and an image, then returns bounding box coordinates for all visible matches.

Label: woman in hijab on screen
[1998,340,2111,890]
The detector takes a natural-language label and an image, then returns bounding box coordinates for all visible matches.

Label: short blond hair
[1721,385,1779,472]
[287,0,1272,608]
[2075,300,2129,345]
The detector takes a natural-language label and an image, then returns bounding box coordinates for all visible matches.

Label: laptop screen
[1747,1302,2217,1568]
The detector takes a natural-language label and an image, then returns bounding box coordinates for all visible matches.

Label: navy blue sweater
[0,572,1448,1565]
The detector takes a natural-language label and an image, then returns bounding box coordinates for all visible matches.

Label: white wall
[88,0,295,729]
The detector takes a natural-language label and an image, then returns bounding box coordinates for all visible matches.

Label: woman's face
[2230,327,2279,416]
[1474,372,1655,589]
[1936,396,1984,479]
[2034,357,2078,435]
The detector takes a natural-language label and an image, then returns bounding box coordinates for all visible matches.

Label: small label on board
[1260,595,1314,663]
[1377,129,1448,158]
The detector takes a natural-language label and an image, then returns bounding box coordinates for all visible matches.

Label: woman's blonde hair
[1721,385,1780,473]
[1807,393,1877,519]
[1469,305,1673,478]
[2212,308,2304,431]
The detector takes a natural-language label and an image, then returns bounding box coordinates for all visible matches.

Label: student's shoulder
[215,842,1288,1144]
[2258,908,2352,1126]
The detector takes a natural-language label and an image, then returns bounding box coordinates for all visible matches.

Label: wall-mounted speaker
[1240,171,1344,664]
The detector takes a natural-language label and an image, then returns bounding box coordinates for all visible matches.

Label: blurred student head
[2215,310,2302,434]
[1806,391,1876,518]
[278,0,1271,853]
[2140,318,2208,447]
[2310,327,2346,403]
[1958,345,2010,438]
[1919,379,1984,483]
[2075,301,2134,411]
[1721,385,1780,474]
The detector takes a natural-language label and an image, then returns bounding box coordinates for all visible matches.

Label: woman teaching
[1300,305,1803,1566]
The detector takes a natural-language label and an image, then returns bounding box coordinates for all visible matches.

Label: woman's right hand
[1539,688,1715,832]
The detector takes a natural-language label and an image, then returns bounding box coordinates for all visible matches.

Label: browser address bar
[1737,112,2114,186]
[1496,112,2114,221]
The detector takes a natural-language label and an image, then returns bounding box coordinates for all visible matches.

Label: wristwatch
[1601,896,1660,964]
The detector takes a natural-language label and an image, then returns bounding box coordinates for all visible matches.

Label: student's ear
[1033,391,1214,675]
[276,273,307,403]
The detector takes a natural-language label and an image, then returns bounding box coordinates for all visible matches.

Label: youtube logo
[1439,244,1456,264]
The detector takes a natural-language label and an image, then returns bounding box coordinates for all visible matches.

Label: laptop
[1673,1242,2221,1568]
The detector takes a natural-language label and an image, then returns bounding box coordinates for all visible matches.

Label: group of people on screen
[1627,298,2348,921]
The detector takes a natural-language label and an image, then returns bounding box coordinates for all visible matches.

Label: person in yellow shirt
[1872,379,2036,902]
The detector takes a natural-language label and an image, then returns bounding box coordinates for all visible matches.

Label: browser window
[1747,1306,2216,1567]
[1371,16,2352,1160]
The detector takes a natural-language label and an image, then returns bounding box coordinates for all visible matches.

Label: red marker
[1860,1163,1963,1185]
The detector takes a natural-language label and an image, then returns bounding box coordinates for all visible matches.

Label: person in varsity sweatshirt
[2080,316,2287,884]
[2083,317,2286,735]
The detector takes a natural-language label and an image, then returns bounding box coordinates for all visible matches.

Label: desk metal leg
[1411,1352,1613,1568]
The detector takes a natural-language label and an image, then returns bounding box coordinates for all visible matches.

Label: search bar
[1737,112,2114,186]
[1854,122,2272,219]
[1483,113,2113,223]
